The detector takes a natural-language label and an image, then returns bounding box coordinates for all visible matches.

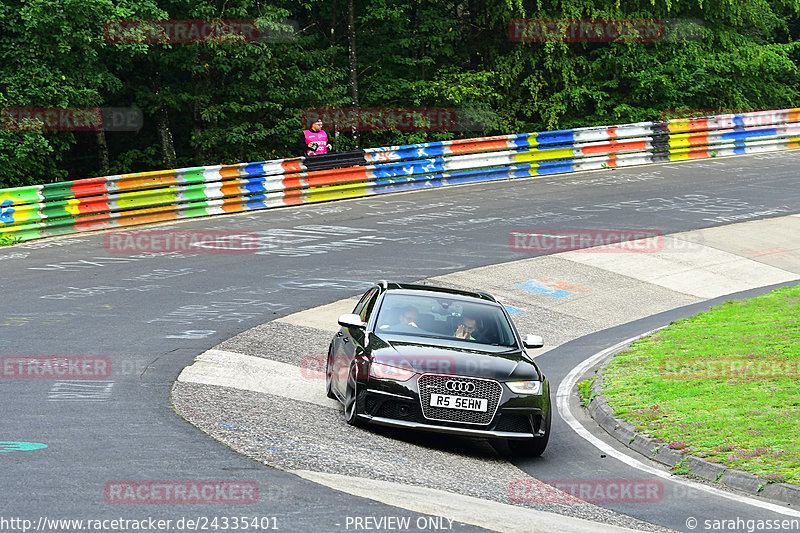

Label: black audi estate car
[326,281,551,456]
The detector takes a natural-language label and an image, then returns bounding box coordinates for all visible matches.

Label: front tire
[325,351,336,400]
[344,363,366,427]
[508,409,551,457]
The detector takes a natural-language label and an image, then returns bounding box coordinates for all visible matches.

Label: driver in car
[454,316,478,340]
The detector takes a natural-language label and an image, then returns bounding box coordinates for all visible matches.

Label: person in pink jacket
[300,118,332,156]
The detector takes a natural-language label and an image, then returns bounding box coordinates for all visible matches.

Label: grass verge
[602,284,800,484]
[577,375,597,407]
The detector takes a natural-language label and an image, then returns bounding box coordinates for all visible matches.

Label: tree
[0,0,163,187]
[1,0,798,186]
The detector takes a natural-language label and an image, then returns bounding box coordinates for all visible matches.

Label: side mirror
[338,313,366,329]
[523,334,544,349]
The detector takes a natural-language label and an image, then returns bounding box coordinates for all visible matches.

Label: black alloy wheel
[508,407,551,457]
[325,350,336,400]
[344,362,365,427]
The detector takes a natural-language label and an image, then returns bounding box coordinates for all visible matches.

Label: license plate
[430,393,487,412]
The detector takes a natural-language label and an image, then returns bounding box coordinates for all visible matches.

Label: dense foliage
[1,0,799,187]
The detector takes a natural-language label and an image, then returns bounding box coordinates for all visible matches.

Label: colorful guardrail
[1,108,799,243]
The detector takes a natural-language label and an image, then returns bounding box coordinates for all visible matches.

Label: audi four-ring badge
[445,380,476,393]
[326,281,551,456]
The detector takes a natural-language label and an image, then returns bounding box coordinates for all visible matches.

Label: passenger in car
[398,307,420,328]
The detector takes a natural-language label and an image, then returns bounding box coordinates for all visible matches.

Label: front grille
[533,413,545,434]
[375,400,421,420]
[494,414,532,433]
[365,396,379,414]
[418,374,502,425]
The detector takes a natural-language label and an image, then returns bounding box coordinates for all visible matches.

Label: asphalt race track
[3,150,800,533]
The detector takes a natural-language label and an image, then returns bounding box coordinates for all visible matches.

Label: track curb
[584,336,800,507]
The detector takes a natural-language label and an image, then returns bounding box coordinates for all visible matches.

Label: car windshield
[374,293,518,347]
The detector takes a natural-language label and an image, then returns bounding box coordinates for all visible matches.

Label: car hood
[369,333,542,381]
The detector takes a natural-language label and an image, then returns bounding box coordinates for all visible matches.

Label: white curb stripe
[557,334,800,517]
[178,349,644,533]
[177,349,340,410]
[290,469,644,533]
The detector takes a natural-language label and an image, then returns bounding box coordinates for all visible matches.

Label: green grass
[602,284,800,484]
[577,375,597,407]
[672,459,691,476]
[0,235,22,246]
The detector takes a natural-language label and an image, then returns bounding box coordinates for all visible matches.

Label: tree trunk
[331,0,339,144]
[151,69,177,168]
[95,130,110,176]
[347,0,359,148]
[155,105,177,169]
[189,50,212,165]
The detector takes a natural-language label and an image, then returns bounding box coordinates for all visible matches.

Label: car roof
[377,281,498,304]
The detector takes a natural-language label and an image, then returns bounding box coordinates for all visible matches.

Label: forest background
[1,0,798,188]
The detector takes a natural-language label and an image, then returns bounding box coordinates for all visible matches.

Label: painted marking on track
[40,285,166,300]
[48,381,114,401]
[516,280,573,299]
[122,268,205,282]
[165,330,216,339]
[0,315,68,327]
[0,252,30,261]
[29,251,201,272]
[557,334,800,518]
[147,299,288,325]
[515,278,590,299]
[18,237,87,249]
[278,279,374,291]
[0,441,47,452]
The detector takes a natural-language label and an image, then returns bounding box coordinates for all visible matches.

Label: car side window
[352,288,377,316]
[359,290,380,322]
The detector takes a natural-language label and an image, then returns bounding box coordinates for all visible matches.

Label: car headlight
[369,362,416,382]
[506,380,542,395]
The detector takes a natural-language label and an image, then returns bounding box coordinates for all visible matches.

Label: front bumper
[360,382,550,440]
[360,414,539,439]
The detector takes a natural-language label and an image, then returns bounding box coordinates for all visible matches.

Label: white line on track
[557,333,800,518]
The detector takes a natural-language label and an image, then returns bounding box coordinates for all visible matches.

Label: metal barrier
[1,108,799,243]
[301,150,367,171]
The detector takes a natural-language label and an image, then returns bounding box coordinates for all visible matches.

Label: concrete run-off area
[174,214,800,533]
